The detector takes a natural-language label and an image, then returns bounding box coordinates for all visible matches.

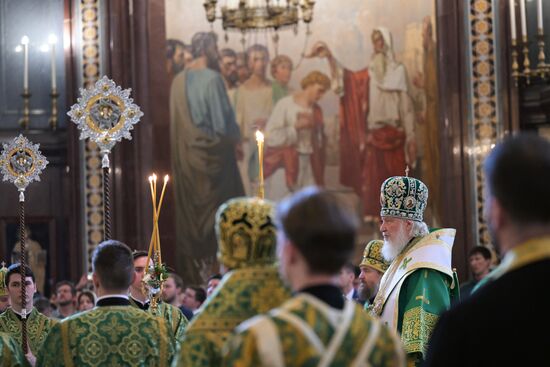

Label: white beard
[382,225,410,261]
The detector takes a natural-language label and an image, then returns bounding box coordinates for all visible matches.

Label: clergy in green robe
[172,197,291,367]
[223,188,405,366]
[0,264,56,360]
[0,332,29,367]
[370,176,458,366]
[36,240,175,367]
[130,251,188,340]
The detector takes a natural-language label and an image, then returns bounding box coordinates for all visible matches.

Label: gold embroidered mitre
[360,240,390,273]
[216,197,277,269]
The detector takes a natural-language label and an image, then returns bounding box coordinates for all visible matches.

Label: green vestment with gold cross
[172,266,291,367]
[222,293,405,367]
[129,298,188,341]
[370,229,458,367]
[0,332,29,367]
[35,303,175,367]
[0,307,57,356]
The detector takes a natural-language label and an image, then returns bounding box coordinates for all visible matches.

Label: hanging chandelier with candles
[204,0,315,37]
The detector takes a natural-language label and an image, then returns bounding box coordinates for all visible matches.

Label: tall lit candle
[21,36,29,90]
[510,0,517,40]
[519,0,527,40]
[537,0,543,32]
[255,130,264,199]
[48,34,57,90]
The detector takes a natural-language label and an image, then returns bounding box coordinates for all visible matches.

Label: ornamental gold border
[467,0,500,247]
[79,0,103,271]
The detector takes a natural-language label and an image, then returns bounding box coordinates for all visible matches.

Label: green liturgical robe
[0,308,56,356]
[36,300,175,367]
[0,332,29,367]
[129,298,188,341]
[223,293,405,366]
[172,266,291,367]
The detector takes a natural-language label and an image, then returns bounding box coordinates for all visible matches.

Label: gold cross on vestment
[400,257,412,270]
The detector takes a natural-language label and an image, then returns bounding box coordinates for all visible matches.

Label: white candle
[48,35,57,90]
[519,0,527,39]
[510,0,517,40]
[21,36,29,90]
[537,0,543,32]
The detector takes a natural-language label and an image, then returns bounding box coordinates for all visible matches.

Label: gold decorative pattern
[0,308,57,355]
[467,0,500,246]
[401,306,438,355]
[79,0,103,270]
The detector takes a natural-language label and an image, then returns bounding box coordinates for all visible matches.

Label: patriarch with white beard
[370,175,457,367]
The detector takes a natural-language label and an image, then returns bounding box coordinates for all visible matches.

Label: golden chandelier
[204,0,315,33]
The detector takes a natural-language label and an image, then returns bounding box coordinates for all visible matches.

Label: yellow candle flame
[255,130,264,143]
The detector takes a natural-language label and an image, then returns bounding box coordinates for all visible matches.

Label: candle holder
[521,36,531,84]
[49,88,59,131]
[18,89,31,130]
[511,39,520,86]
[536,30,549,79]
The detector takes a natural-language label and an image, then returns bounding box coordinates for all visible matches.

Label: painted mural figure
[264,71,330,201]
[310,27,417,220]
[170,32,244,283]
[233,44,274,195]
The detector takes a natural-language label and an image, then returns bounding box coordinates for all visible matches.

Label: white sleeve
[265,98,297,147]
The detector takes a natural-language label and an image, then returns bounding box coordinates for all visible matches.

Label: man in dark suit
[424,134,550,366]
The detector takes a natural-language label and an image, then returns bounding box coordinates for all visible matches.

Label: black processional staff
[0,135,48,353]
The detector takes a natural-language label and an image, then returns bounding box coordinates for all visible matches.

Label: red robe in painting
[339,68,407,218]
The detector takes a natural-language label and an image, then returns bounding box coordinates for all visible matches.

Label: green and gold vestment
[0,307,56,356]
[223,293,405,366]
[129,298,188,340]
[36,303,175,366]
[370,229,457,366]
[172,266,291,367]
[0,332,29,367]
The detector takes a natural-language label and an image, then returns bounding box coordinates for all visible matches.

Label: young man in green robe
[370,175,458,366]
[0,332,29,366]
[36,240,175,366]
[129,251,188,340]
[223,187,405,366]
[0,264,57,365]
[172,196,291,367]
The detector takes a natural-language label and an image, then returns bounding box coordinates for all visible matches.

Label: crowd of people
[0,134,548,366]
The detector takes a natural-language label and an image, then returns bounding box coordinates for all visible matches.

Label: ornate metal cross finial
[405,165,410,177]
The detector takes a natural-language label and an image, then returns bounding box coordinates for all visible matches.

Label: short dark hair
[208,273,222,282]
[34,297,52,313]
[78,290,96,306]
[276,187,359,275]
[190,286,206,304]
[484,133,550,225]
[191,32,218,59]
[132,250,148,261]
[468,246,492,260]
[55,280,76,296]
[92,240,134,292]
[166,39,185,59]
[169,273,183,290]
[6,264,35,286]
[220,48,237,59]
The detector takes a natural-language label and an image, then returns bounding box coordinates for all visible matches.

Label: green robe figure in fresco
[0,332,29,367]
[36,240,176,367]
[370,176,458,367]
[171,197,291,367]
